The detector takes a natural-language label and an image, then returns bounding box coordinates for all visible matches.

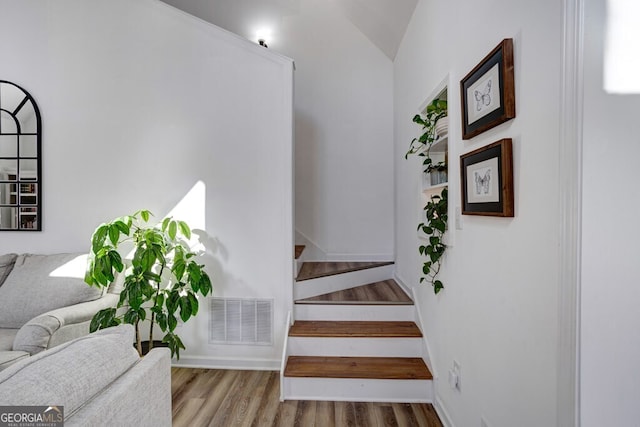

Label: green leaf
[140,210,151,222]
[167,313,177,332]
[163,332,186,360]
[156,312,168,331]
[178,221,191,239]
[434,280,444,294]
[123,307,140,324]
[90,308,119,332]
[200,273,213,296]
[432,219,446,233]
[162,217,171,232]
[179,296,192,322]
[92,224,108,254]
[188,293,199,316]
[168,221,177,240]
[113,219,130,235]
[109,250,124,272]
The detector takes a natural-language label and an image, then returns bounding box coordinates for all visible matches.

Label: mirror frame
[0,80,42,231]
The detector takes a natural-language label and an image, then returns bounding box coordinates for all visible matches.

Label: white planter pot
[435,116,449,139]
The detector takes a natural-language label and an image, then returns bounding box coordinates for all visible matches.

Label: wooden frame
[460,38,515,140]
[460,138,513,217]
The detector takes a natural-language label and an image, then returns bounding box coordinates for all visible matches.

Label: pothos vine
[405,99,448,294]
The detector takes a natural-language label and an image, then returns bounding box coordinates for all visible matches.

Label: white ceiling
[161,0,418,60]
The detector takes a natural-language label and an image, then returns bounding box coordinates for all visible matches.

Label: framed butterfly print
[460,138,514,217]
[460,38,515,140]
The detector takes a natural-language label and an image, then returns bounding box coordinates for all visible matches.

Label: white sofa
[0,324,172,426]
[0,253,119,370]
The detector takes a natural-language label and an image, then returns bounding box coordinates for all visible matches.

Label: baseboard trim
[172,355,280,371]
[393,272,414,301]
[434,395,455,427]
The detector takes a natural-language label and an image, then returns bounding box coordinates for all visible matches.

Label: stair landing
[296,261,393,281]
[296,279,413,305]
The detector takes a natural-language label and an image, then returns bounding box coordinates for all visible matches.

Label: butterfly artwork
[474,80,492,111]
[474,169,491,195]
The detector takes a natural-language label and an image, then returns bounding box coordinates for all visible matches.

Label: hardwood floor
[172,368,443,426]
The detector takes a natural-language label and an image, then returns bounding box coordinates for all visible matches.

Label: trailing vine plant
[405,98,448,294]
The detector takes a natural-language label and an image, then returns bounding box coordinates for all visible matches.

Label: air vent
[209,298,273,345]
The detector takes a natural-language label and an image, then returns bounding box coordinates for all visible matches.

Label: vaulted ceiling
[161,0,418,60]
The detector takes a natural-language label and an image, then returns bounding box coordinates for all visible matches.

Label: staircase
[281,247,433,402]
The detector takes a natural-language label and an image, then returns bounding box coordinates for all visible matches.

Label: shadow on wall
[294,109,322,249]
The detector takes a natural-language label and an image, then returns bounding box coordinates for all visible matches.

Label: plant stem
[135,319,142,357]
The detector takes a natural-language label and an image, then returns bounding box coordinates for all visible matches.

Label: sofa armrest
[13,293,119,354]
[66,348,172,427]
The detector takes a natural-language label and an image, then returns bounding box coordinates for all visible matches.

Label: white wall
[161,0,396,261]
[394,0,562,426]
[0,0,293,369]
[581,0,640,424]
[277,0,395,260]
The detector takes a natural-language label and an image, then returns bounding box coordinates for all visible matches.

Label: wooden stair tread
[289,321,422,338]
[296,261,393,281]
[284,356,432,380]
[296,279,413,305]
[295,245,305,259]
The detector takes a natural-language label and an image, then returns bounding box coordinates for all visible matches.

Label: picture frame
[460,38,515,140]
[460,138,514,217]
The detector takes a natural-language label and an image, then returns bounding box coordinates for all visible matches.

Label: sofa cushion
[0,351,29,371]
[0,325,139,416]
[0,253,104,328]
[0,329,18,351]
[0,253,17,287]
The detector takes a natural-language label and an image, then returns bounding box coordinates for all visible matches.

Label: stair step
[289,321,422,338]
[295,245,305,260]
[294,303,415,321]
[296,261,393,281]
[284,356,432,380]
[296,279,412,305]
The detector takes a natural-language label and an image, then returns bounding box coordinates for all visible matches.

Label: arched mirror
[0,80,41,231]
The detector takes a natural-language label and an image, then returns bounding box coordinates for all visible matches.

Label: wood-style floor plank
[172,368,442,427]
[289,321,422,338]
[295,245,306,260]
[284,356,432,380]
[296,261,393,281]
[296,280,413,305]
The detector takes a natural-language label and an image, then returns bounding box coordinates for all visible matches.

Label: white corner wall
[581,0,640,424]
[0,0,293,369]
[394,1,562,426]
[276,0,395,261]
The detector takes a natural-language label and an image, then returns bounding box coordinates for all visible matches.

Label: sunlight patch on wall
[164,180,206,249]
[605,0,640,93]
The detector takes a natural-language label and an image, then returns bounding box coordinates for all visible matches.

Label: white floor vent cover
[209,298,273,345]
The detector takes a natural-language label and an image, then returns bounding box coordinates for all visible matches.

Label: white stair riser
[295,264,394,300]
[294,304,415,321]
[288,337,423,357]
[282,377,433,403]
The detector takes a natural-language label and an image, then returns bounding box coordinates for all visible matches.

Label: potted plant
[405,98,448,294]
[84,210,213,359]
